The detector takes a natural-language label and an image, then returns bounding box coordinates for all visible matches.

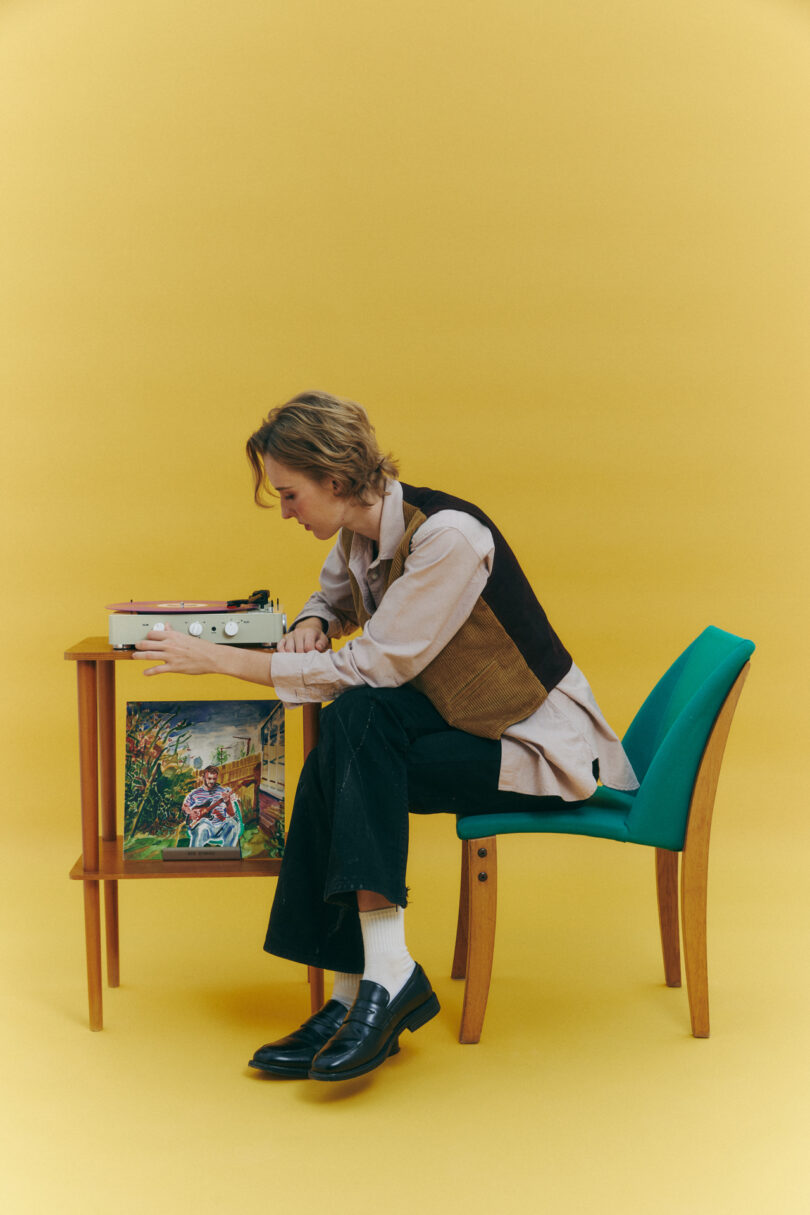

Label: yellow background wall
[2,0,808,775]
[1,2,808,1213]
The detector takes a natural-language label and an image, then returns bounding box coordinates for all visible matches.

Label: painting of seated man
[124,700,284,861]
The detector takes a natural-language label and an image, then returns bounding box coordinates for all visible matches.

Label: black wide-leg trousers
[264,684,549,974]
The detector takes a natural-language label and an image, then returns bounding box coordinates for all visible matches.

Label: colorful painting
[124,701,285,861]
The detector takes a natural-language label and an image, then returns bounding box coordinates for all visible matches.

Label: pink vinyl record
[106,600,236,614]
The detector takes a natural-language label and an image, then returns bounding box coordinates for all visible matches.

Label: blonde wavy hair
[246,391,399,507]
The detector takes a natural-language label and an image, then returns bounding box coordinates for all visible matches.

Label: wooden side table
[65,637,324,1029]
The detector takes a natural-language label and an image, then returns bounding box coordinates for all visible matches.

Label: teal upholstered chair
[452,626,754,1043]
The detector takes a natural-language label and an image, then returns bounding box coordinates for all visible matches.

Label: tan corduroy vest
[339,502,549,739]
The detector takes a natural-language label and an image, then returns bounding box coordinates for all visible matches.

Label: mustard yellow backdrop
[1,2,808,1212]
[2,0,807,782]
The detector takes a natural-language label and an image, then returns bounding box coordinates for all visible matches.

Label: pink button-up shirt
[271,481,638,800]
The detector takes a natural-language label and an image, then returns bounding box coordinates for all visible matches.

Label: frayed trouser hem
[323,879,408,910]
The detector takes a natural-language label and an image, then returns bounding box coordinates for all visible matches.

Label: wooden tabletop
[65,637,136,661]
[69,837,282,879]
[65,636,275,661]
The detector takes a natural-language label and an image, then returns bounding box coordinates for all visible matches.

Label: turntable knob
[224,620,239,637]
[153,622,166,632]
[188,622,203,637]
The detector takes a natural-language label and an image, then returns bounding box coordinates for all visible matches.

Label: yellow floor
[2,753,807,1215]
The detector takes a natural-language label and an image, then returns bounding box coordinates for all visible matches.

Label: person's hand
[133,626,222,676]
[276,618,331,654]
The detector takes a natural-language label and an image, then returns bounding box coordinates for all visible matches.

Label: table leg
[77,661,103,1029]
[83,882,103,1030]
[302,702,320,756]
[308,966,325,1012]
[77,661,99,870]
[104,884,120,988]
[97,662,120,987]
[302,704,325,1011]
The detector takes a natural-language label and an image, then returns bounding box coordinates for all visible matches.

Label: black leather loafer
[249,999,349,1077]
[309,964,439,1082]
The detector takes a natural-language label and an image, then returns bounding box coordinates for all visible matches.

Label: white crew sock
[358,905,416,1002]
[331,971,361,1009]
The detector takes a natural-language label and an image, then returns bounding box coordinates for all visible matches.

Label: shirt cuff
[270,651,340,706]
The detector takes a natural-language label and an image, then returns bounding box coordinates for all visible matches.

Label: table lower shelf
[70,836,282,880]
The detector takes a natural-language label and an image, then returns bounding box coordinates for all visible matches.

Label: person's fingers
[147,625,173,639]
[270,627,328,654]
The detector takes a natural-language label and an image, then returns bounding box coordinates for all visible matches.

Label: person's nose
[280,500,294,520]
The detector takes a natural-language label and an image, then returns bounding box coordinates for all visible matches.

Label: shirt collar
[344,480,404,569]
[377,479,404,561]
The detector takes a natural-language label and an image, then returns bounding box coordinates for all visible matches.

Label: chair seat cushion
[456,786,635,843]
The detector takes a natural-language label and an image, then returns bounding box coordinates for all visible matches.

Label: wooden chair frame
[451,662,751,1043]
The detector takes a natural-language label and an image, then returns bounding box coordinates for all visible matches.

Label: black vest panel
[399,483,573,695]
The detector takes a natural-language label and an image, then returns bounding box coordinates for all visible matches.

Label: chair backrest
[621,627,754,850]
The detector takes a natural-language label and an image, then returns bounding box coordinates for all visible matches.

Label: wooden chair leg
[681,836,710,1037]
[459,837,497,1044]
[451,840,469,980]
[655,848,681,987]
[677,662,749,1038]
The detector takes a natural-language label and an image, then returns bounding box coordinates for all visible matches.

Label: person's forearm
[214,644,275,687]
[135,626,276,682]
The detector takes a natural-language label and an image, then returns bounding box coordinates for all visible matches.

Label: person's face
[263,456,346,541]
[203,770,218,789]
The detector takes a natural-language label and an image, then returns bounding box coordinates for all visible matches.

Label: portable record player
[107,589,286,649]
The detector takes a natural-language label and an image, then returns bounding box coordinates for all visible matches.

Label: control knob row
[187,620,239,637]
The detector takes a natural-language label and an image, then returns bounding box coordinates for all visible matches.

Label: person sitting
[135,390,638,1082]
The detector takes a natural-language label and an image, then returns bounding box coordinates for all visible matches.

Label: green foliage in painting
[125,704,195,840]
